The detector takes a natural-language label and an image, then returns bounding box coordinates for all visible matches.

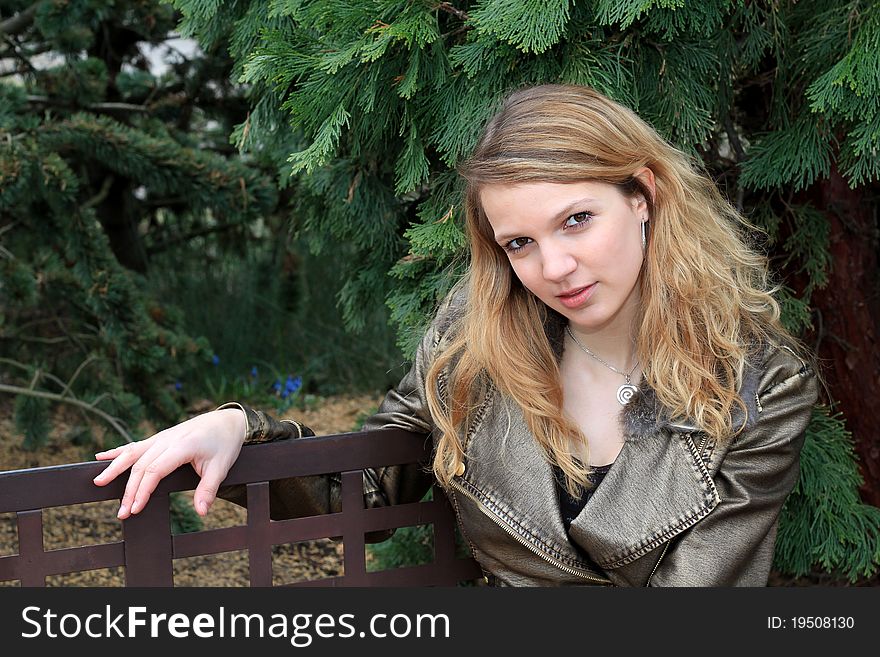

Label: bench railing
[0,428,482,587]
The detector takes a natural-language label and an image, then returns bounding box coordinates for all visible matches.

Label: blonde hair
[424,84,802,496]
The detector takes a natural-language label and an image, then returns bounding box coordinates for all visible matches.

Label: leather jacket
[219,294,818,587]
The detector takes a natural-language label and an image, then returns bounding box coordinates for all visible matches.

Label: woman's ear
[634,167,656,205]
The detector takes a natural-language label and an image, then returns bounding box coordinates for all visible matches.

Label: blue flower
[174,381,182,391]
[272,379,282,393]
[211,354,220,366]
[280,389,290,399]
[251,366,258,378]
[284,375,302,394]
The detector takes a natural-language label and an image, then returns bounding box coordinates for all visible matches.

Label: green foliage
[739,115,833,192]
[804,3,880,186]
[776,287,815,338]
[368,522,434,572]
[170,492,204,535]
[14,393,50,451]
[165,0,874,348]
[0,0,280,442]
[366,488,475,580]
[146,233,403,397]
[781,204,831,299]
[470,1,572,54]
[776,408,880,581]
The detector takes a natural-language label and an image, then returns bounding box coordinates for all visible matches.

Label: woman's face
[480,177,651,336]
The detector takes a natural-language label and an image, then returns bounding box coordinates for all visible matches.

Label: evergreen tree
[164,0,879,582]
[0,0,279,447]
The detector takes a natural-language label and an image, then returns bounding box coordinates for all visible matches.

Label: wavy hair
[424,84,803,495]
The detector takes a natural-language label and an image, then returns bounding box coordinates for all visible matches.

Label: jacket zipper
[449,478,612,585]
[645,433,709,586]
[646,431,706,586]
[646,541,671,586]
[697,434,708,460]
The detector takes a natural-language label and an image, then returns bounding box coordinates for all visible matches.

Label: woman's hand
[92,408,246,519]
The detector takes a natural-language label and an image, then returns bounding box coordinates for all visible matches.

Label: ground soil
[0,393,384,587]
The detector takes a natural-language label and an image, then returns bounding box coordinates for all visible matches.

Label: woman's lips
[557,283,596,309]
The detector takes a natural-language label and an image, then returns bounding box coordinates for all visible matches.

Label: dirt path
[0,393,384,587]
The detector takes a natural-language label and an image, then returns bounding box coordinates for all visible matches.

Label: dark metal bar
[246,482,272,587]
[17,510,45,587]
[340,470,367,586]
[0,429,480,587]
[122,493,173,586]
[40,542,125,576]
[432,485,458,569]
[0,553,20,582]
[173,526,250,559]
[0,429,432,512]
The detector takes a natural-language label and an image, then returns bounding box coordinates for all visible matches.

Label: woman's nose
[541,242,578,282]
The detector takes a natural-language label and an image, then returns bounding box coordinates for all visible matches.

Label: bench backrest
[0,429,481,587]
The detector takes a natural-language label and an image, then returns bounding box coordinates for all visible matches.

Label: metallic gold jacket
[220,297,818,587]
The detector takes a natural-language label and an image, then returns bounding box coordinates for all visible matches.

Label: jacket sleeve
[216,316,446,526]
[648,344,819,586]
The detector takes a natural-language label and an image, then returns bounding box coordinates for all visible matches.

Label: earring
[640,219,648,251]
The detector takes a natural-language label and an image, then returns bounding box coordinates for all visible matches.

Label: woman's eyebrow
[493,196,598,244]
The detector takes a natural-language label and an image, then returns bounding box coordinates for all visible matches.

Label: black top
[553,462,613,531]
[551,462,613,575]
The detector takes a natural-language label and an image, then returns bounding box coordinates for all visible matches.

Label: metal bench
[0,428,482,587]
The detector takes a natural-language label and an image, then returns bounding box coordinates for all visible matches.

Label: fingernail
[117,504,128,518]
[199,501,208,515]
[130,500,140,514]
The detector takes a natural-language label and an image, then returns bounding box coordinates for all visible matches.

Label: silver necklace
[565,326,639,405]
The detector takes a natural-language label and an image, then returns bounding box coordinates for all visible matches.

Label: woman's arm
[648,344,819,586]
[93,407,249,518]
[94,296,456,524]
[216,320,443,523]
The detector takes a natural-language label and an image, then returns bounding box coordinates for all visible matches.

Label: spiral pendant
[616,383,638,405]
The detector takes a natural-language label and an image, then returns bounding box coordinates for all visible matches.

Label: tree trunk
[96,178,149,273]
[808,168,880,506]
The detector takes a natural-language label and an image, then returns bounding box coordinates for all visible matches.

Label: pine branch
[58,354,99,399]
[0,42,51,62]
[0,2,42,37]
[0,382,135,443]
[722,112,746,163]
[82,176,115,211]
[436,2,470,22]
[2,34,38,75]
[26,96,151,114]
[146,220,245,255]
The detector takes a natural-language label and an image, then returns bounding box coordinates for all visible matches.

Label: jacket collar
[460,379,720,574]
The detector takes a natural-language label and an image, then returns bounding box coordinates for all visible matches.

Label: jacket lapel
[568,381,720,570]
[460,380,721,574]
[459,392,597,570]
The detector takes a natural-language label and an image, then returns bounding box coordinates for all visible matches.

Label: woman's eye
[504,237,532,253]
[564,211,593,228]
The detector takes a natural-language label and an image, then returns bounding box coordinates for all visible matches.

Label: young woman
[94,84,819,586]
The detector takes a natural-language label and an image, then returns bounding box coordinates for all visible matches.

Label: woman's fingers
[116,439,168,519]
[94,445,125,461]
[193,459,230,516]
[91,409,245,519]
[92,440,152,487]
[124,446,191,518]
